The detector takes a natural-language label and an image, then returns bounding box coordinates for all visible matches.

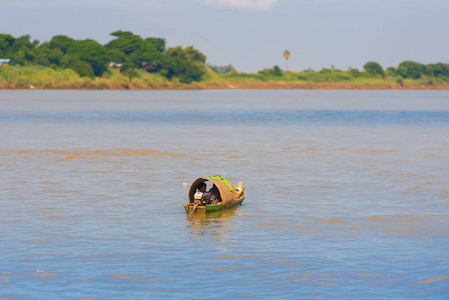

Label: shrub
[363,61,385,78]
[397,61,428,79]
[349,69,360,77]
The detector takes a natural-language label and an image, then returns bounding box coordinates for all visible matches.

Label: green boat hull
[184,197,244,214]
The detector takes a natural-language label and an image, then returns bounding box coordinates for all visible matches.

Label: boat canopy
[188,175,235,207]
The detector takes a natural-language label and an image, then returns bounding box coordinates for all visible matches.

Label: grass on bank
[215,67,449,89]
[0,65,173,89]
[0,65,95,89]
[1,65,448,90]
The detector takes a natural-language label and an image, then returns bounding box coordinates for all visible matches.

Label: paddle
[188,202,199,216]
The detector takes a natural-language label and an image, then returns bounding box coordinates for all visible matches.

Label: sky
[2,0,449,72]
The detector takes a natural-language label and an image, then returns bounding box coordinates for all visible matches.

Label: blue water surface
[1,90,449,299]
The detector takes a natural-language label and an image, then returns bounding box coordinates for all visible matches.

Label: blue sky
[2,0,449,72]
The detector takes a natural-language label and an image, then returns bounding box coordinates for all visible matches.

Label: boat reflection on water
[185,205,243,237]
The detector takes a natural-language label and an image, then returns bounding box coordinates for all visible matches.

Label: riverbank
[1,65,449,90]
[195,80,449,90]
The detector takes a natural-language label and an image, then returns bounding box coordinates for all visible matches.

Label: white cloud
[204,0,279,10]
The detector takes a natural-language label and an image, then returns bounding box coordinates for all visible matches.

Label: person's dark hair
[198,182,206,190]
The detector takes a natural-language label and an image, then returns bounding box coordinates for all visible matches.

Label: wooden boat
[184,175,245,214]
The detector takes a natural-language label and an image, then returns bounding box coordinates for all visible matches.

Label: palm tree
[282,50,291,71]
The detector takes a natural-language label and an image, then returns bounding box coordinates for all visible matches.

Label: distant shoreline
[1,65,449,91]
[186,81,449,90]
[2,82,449,90]
[2,32,449,92]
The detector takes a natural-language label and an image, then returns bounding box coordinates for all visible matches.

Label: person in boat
[198,182,207,193]
[197,182,211,203]
[208,184,222,205]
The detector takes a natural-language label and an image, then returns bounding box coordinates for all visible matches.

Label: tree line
[243,60,449,84]
[1,32,448,83]
[361,61,449,80]
[0,31,207,83]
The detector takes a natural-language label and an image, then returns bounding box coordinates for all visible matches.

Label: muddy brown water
[1,90,449,298]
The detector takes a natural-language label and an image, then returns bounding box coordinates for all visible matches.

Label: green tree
[397,61,428,79]
[0,34,16,56]
[282,50,291,71]
[13,50,26,65]
[135,41,162,68]
[178,63,204,83]
[427,63,449,78]
[386,67,397,76]
[107,48,127,64]
[49,35,75,54]
[12,35,35,52]
[30,47,63,66]
[363,61,384,78]
[63,55,95,78]
[157,55,200,83]
[106,31,143,56]
[273,65,282,76]
[163,46,207,82]
[106,31,164,70]
[258,66,283,77]
[67,40,109,77]
[145,37,166,53]
[2,34,38,65]
[166,46,206,63]
[349,68,360,77]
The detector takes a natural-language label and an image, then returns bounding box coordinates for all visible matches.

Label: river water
[1,90,449,299]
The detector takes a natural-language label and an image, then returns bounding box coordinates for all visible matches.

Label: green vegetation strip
[1,32,448,89]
